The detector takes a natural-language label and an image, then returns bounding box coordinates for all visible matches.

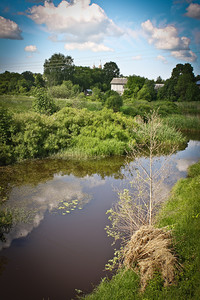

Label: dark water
[0,140,200,300]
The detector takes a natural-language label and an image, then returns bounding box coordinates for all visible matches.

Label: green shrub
[0,107,14,165]
[32,88,57,115]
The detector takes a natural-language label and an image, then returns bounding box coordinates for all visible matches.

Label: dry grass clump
[123,225,178,291]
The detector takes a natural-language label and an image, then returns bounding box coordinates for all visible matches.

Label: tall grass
[177,101,200,115]
[0,95,34,113]
[164,114,200,132]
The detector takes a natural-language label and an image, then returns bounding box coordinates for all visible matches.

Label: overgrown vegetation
[81,160,200,300]
[0,106,186,166]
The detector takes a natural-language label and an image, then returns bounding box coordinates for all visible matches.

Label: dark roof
[111,78,128,85]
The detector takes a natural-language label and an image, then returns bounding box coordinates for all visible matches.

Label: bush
[105,94,123,112]
[32,88,57,115]
[0,107,14,165]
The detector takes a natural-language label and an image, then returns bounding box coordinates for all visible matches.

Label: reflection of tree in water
[0,256,8,276]
[0,156,127,202]
[0,209,12,242]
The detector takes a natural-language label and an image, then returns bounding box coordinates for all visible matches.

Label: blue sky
[0,0,200,79]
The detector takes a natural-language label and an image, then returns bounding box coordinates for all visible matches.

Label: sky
[0,0,200,80]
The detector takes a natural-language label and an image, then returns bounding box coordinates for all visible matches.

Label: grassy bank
[81,160,200,300]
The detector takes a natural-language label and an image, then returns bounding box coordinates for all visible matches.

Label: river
[0,139,200,300]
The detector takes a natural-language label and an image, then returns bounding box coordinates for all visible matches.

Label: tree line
[0,52,199,102]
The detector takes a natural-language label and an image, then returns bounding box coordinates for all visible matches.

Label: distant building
[111,78,128,95]
[196,80,200,89]
[154,83,164,90]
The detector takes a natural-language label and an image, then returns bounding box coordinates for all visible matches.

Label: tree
[175,73,200,101]
[103,61,120,85]
[44,53,75,86]
[106,111,180,243]
[123,75,146,100]
[73,66,93,91]
[137,79,156,101]
[158,63,200,101]
[34,73,45,88]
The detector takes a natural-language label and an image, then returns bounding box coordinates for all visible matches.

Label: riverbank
[81,160,200,299]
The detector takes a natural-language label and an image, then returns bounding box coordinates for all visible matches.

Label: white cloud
[142,20,190,50]
[157,55,168,64]
[132,55,142,60]
[64,41,113,52]
[24,45,37,52]
[142,20,197,62]
[0,16,23,40]
[27,0,123,51]
[171,50,197,62]
[185,3,200,20]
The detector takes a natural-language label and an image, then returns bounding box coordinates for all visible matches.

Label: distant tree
[137,79,156,101]
[44,53,75,86]
[34,73,45,88]
[156,76,164,83]
[103,61,120,85]
[73,66,93,91]
[21,71,35,83]
[158,63,200,101]
[175,73,200,101]
[123,75,146,100]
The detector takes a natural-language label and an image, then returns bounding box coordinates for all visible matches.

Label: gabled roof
[111,78,128,85]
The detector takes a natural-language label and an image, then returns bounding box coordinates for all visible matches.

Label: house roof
[111,78,128,85]
[196,80,200,85]
[154,83,164,90]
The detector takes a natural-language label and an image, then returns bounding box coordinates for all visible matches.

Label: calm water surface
[0,140,200,300]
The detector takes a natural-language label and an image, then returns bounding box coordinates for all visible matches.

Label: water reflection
[0,140,199,300]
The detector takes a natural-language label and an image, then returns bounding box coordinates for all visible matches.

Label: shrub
[32,88,57,115]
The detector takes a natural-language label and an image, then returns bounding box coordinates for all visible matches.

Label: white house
[111,78,128,95]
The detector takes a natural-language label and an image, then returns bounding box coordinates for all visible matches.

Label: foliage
[123,75,146,100]
[49,80,80,98]
[0,71,45,95]
[44,53,75,86]
[0,107,137,165]
[158,63,200,102]
[32,88,57,115]
[103,61,120,84]
[121,101,180,118]
[0,107,14,165]
[163,114,200,131]
[105,92,123,112]
[137,79,156,102]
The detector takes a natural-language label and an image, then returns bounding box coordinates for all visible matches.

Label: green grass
[164,114,200,132]
[0,94,103,114]
[81,160,200,299]
[0,95,34,113]
[177,101,200,115]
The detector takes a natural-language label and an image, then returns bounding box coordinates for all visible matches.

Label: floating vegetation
[55,195,91,215]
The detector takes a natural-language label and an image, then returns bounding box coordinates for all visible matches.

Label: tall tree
[43,53,74,86]
[158,63,200,101]
[103,61,120,85]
